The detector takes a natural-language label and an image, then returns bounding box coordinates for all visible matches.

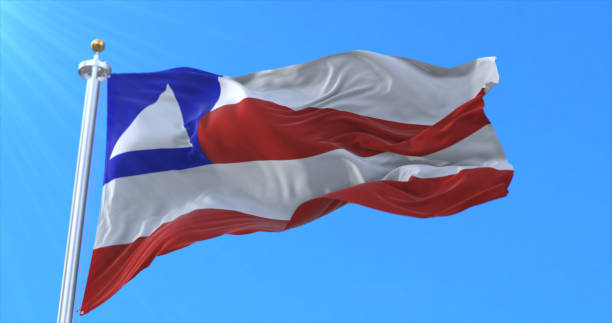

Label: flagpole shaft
[58,42,110,323]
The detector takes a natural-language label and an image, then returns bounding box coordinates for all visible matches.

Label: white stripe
[95,125,511,248]
[212,50,498,125]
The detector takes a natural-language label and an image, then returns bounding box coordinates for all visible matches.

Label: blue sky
[1,1,611,322]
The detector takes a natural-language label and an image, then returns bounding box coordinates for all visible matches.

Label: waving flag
[81,50,513,314]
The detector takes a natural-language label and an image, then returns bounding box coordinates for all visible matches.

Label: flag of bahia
[82,50,513,314]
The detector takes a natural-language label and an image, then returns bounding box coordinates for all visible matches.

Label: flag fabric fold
[81,50,513,314]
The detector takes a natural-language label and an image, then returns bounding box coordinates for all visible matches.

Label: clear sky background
[1,1,611,322]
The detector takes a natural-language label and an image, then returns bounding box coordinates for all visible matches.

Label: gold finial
[91,39,105,53]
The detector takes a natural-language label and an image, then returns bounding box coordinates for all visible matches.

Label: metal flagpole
[58,40,111,323]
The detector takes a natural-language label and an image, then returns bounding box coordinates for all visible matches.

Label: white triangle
[110,84,192,159]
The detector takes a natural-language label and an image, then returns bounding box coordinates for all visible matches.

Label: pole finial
[91,39,105,53]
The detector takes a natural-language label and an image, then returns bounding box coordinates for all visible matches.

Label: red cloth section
[198,90,488,163]
[80,210,288,315]
[289,167,513,228]
[81,167,512,314]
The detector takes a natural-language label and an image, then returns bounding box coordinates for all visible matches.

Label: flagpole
[58,40,110,323]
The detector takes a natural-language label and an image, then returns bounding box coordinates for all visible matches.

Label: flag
[81,50,513,314]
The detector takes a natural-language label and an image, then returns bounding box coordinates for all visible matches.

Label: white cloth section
[110,84,192,159]
[211,50,498,125]
[95,125,512,248]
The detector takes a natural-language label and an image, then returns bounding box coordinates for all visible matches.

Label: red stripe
[289,168,513,228]
[198,90,489,163]
[81,210,288,315]
[81,167,512,314]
